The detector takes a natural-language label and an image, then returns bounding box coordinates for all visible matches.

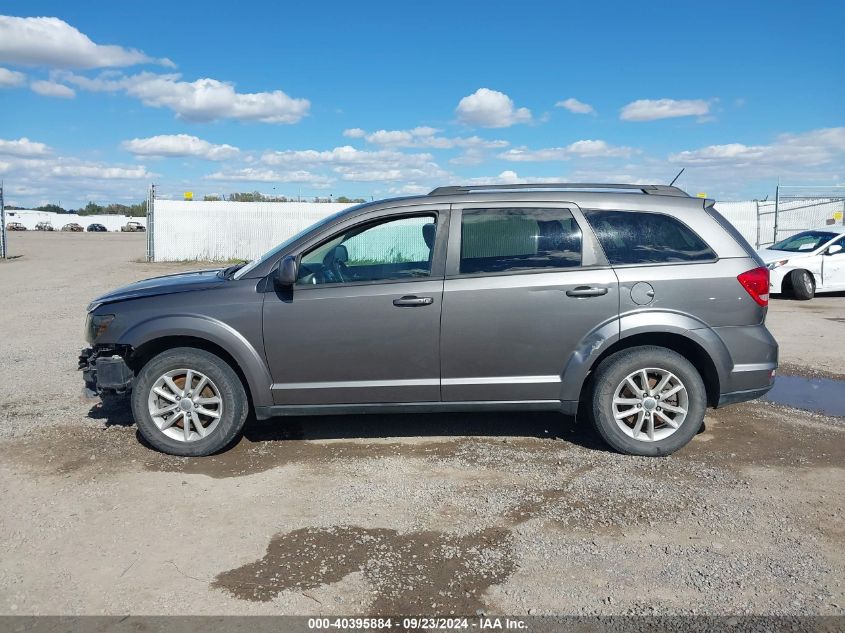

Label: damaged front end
[79,346,134,398]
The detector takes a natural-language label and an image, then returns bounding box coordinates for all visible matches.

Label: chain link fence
[769,185,845,246]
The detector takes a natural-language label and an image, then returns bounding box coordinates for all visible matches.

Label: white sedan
[757,226,845,299]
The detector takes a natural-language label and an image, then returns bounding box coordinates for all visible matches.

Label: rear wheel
[590,346,706,456]
[789,269,815,300]
[131,347,248,456]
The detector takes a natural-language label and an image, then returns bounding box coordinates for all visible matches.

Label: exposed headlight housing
[86,314,115,342]
[766,259,789,270]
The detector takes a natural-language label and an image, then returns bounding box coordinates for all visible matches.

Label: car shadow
[87,399,610,452]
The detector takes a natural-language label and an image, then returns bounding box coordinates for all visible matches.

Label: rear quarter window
[585,210,717,265]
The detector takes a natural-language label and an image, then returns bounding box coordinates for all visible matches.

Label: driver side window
[296,214,437,285]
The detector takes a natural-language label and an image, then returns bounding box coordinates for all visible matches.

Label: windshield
[231,207,357,280]
[768,231,837,253]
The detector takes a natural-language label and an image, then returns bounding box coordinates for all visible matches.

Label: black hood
[90,269,225,309]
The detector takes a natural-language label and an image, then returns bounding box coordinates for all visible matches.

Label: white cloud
[261,145,449,184]
[0,16,173,69]
[349,126,509,150]
[0,66,25,86]
[47,162,152,179]
[456,88,532,128]
[463,171,561,185]
[342,128,366,138]
[0,137,51,157]
[206,167,333,186]
[122,134,239,161]
[670,127,845,170]
[30,79,75,98]
[555,98,595,115]
[620,98,711,121]
[499,140,636,161]
[59,71,310,123]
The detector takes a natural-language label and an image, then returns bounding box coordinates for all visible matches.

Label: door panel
[262,208,447,405]
[440,270,618,401]
[440,203,617,402]
[264,280,443,404]
[822,239,845,289]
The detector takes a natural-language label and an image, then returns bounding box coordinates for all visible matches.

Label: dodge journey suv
[80,183,778,457]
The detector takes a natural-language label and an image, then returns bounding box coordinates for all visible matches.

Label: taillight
[737,266,770,307]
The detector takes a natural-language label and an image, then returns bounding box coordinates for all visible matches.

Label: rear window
[459,207,582,274]
[585,210,717,265]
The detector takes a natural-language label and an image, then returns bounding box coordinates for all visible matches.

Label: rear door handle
[565,286,609,298]
[393,295,434,307]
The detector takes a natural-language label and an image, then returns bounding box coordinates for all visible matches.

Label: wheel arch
[118,316,273,408]
[562,313,728,409]
[579,332,721,408]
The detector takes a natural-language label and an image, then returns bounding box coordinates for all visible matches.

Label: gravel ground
[0,231,843,616]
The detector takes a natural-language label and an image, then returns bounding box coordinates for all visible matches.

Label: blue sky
[1,0,843,207]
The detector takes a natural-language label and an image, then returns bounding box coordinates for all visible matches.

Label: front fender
[118,314,273,407]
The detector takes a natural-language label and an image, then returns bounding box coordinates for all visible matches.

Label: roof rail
[428,183,690,197]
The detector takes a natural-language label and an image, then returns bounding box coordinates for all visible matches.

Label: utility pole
[0,181,7,259]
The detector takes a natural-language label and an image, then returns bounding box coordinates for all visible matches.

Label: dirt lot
[0,231,843,616]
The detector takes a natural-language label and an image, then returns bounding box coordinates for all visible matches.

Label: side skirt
[255,400,577,420]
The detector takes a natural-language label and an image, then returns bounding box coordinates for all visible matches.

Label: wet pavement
[763,374,845,417]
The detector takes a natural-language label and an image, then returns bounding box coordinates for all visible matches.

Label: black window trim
[291,210,446,291]
[583,208,720,268]
[447,205,592,279]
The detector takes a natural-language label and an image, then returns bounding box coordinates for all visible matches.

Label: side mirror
[827,244,843,256]
[275,255,298,286]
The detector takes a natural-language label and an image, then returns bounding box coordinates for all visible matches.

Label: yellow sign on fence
[696,192,707,198]
[834,211,844,221]
[184,191,193,201]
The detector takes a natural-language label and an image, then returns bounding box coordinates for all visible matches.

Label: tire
[590,345,707,456]
[131,347,248,456]
[789,269,815,300]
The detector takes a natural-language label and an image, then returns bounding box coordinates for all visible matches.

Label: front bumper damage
[79,347,134,397]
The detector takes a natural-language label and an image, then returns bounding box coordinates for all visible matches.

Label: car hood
[756,248,813,264]
[90,268,224,309]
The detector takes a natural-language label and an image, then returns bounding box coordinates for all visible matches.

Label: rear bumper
[717,384,773,407]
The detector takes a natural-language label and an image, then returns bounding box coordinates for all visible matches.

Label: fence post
[0,182,6,259]
[772,184,780,244]
[146,183,155,262]
[754,199,760,249]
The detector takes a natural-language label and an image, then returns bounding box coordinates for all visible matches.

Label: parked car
[80,183,778,457]
[35,222,54,231]
[61,222,83,232]
[120,221,146,232]
[757,226,845,299]
[87,223,107,232]
[5,221,26,231]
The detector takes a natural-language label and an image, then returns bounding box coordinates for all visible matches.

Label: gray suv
[79,183,778,457]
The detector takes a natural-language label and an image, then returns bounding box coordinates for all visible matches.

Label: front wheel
[131,347,248,456]
[788,269,815,300]
[590,346,706,456]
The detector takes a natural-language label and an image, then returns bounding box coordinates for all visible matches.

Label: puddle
[212,525,514,613]
[763,375,845,417]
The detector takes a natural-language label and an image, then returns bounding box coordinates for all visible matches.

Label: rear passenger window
[459,208,582,274]
[585,210,717,265]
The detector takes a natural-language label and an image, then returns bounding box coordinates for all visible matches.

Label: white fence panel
[153,200,353,261]
[151,197,845,261]
[713,201,759,247]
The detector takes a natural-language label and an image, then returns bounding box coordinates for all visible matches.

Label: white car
[757,226,845,299]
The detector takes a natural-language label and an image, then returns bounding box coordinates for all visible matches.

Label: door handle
[565,286,609,298]
[393,295,434,307]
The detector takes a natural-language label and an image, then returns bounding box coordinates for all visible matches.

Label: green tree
[36,203,67,213]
